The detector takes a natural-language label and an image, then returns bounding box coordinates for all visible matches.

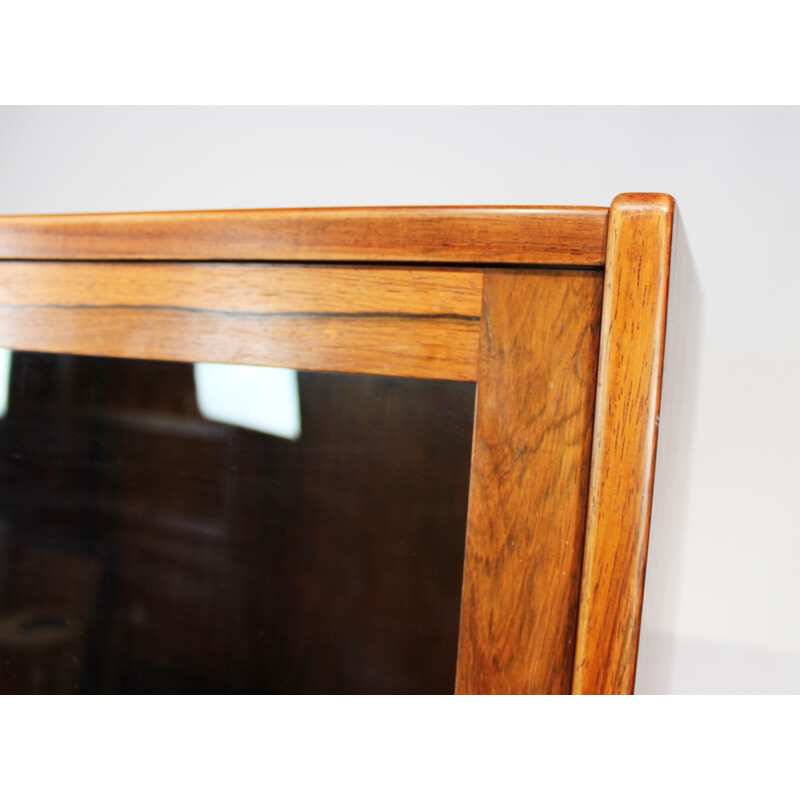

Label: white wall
[1,106,797,693]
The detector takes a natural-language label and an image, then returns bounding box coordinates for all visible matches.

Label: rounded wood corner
[610,192,675,218]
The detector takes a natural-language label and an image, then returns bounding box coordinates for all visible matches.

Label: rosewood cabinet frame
[0,193,675,694]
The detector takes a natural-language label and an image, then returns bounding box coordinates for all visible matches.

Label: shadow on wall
[637,631,800,694]
[635,205,705,694]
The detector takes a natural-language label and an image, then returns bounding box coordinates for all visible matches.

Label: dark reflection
[0,353,474,694]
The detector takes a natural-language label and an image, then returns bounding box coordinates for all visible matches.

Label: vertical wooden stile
[456,269,603,693]
[572,193,675,695]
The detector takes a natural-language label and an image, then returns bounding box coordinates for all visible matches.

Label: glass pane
[0,351,475,694]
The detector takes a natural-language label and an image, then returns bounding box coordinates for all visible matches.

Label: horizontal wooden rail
[0,207,608,266]
[0,261,483,381]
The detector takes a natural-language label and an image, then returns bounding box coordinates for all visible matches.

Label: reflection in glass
[0,352,474,693]
[0,348,10,417]
[194,363,301,440]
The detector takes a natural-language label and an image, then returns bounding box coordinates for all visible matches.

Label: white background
[1,106,797,694]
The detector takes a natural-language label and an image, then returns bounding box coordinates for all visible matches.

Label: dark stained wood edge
[0,262,483,381]
[455,269,603,693]
[0,206,608,266]
[572,193,675,695]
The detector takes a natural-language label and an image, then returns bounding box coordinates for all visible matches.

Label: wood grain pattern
[572,193,675,695]
[0,262,482,381]
[0,197,678,693]
[0,207,609,266]
[455,269,603,694]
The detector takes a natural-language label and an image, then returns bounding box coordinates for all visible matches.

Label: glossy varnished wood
[0,198,678,694]
[0,207,609,266]
[572,193,675,695]
[455,269,603,694]
[0,262,482,381]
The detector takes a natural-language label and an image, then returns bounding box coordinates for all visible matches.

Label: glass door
[0,350,475,693]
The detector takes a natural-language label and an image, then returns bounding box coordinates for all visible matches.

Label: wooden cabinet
[0,194,674,694]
